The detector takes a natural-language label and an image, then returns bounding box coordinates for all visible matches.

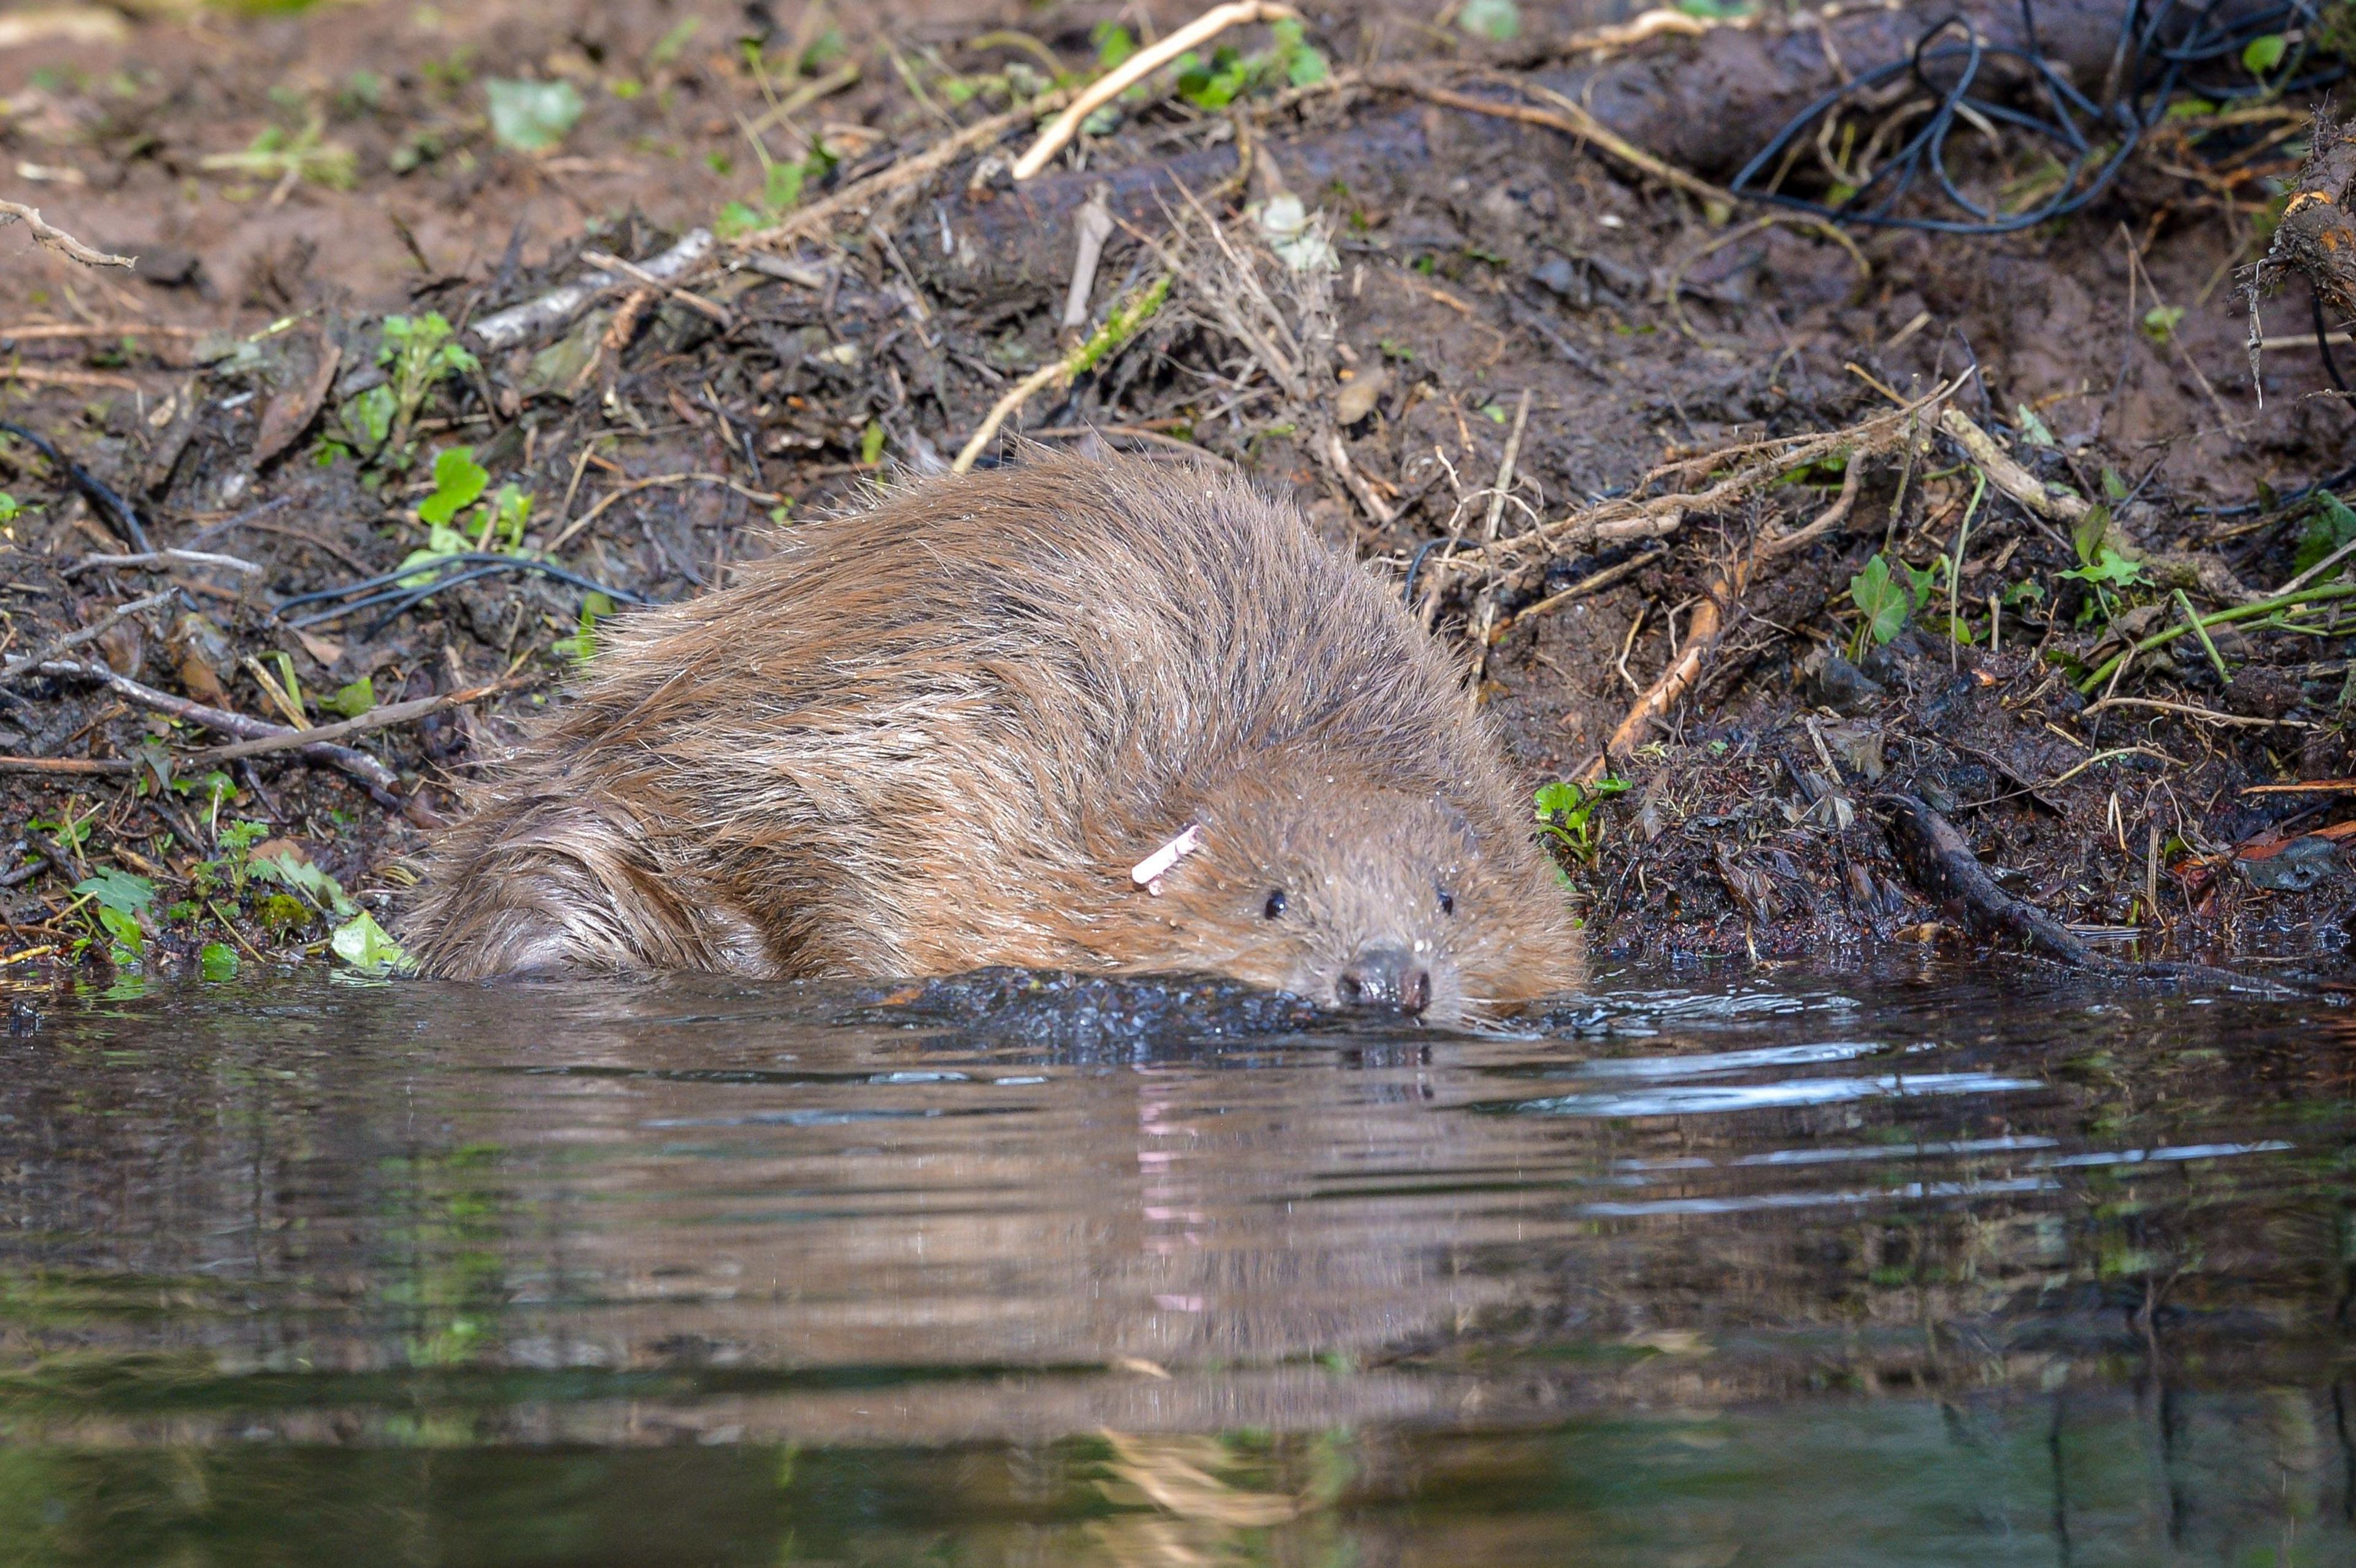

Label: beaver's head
[1118,750,1582,1026]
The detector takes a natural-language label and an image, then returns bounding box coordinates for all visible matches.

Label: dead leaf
[252,332,342,467]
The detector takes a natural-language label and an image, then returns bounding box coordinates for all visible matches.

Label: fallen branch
[171,681,520,766]
[0,588,175,683]
[1367,71,1734,208]
[0,200,133,268]
[66,548,263,578]
[469,228,716,353]
[1876,791,2294,994]
[1014,2,1299,181]
[34,659,401,797]
[579,248,734,328]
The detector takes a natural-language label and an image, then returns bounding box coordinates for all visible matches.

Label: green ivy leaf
[331,910,414,976]
[2242,32,2288,74]
[74,867,155,918]
[1848,555,1910,645]
[419,446,489,526]
[486,78,585,153]
[198,942,240,982]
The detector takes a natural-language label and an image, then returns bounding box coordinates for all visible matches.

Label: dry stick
[0,365,144,393]
[0,322,204,340]
[0,588,175,683]
[2082,695,2309,728]
[546,472,788,553]
[66,548,263,577]
[2246,778,2356,794]
[0,201,133,268]
[1012,2,1301,180]
[953,277,1168,472]
[1938,407,2086,525]
[1576,469,1866,780]
[739,90,1076,254]
[33,659,401,796]
[1468,389,1533,680]
[469,228,717,353]
[1061,191,1116,334]
[1366,73,1734,207]
[578,249,734,328]
[174,682,518,766]
[1490,547,1661,636]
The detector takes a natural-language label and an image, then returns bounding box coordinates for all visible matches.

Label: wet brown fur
[403,453,1583,1021]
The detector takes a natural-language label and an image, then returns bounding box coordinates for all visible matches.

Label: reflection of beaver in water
[404,452,1582,1021]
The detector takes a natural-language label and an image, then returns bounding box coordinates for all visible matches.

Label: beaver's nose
[1336,946,1432,1015]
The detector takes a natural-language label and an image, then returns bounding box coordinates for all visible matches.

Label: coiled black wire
[1730,0,2342,235]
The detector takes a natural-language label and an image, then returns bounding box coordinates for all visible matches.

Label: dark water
[2,961,2352,1566]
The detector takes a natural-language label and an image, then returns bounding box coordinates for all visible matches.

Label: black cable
[0,420,151,552]
[278,551,650,629]
[1729,0,2341,236]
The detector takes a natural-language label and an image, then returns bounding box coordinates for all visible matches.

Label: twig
[1367,72,1734,208]
[0,365,144,393]
[2077,582,2356,693]
[2083,696,2309,728]
[469,228,716,353]
[2244,778,2356,794]
[34,659,401,796]
[547,472,787,553]
[1938,407,2085,524]
[66,548,263,577]
[172,681,520,766]
[1062,189,1116,334]
[0,322,203,340]
[578,249,734,328]
[1013,2,1300,180]
[1757,460,1863,556]
[953,277,1169,471]
[1468,389,1533,678]
[1488,547,1661,637]
[738,90,1074,252]
[0,588,175,683]
[0,200,133,268]
[2276,530,2356,595]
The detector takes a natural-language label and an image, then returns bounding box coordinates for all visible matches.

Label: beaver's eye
[1438,886,1457,916]
[1263,888,1288,920]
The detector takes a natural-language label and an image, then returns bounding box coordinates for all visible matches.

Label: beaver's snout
[1336,945,1433,1016]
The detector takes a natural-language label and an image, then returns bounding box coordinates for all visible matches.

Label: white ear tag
[1130,823,1204,896]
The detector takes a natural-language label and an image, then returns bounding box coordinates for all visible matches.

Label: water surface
[2,961,2351,1564]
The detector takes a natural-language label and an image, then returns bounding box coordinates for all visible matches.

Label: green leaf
[342,384,396,448]
[95,904,143,961]
[331,910,414,975]
[1459,0,1521,40]
[419,445,489,526]
[0,493,19,524]
[74,867,155,918]
[1848,555,1910,645]
[714,200,764,240]
[486,78,585,153]
[321,675,375,720]
[860,419,885,466]
[2295,491,2356,574]
[2242,32,2287,74]
[2141,304,2184,344]
[2014,404,2057,448]
[198,942,240,982]
[2060,551,2146,590]
[2101,466,2130,501]
[1902,559,1943,613]
[2071,502,2114,567]
[252,852,358,918]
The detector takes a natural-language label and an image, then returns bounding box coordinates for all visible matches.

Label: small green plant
[486,78,585,153]
[2141,304,2185,344]
[1460,0,1522,40]
[1847,555,1911,653]
[74,867,155,965]
[1536,778,1629,863]
[550,590,618,667]
[2059,505,2149,621]
[2295,491,2356,577]
[0,493,20,525]
[2243,31,2289,75]
[860,420,886,466]
[321,674,376,720]
[716,140,837,239]
[398,447,533,581]
[342,313,478,466]
[198,115,358,190]
[1170,16,1327,109]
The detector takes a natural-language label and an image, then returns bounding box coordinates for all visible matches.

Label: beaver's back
[405,453,1571,1009]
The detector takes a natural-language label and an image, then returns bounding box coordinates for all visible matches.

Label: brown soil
[0,0,2349,986]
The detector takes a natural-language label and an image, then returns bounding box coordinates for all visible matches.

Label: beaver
[403,451,1583,1023]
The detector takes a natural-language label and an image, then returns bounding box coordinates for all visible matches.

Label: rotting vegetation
[0,0,2353,997]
